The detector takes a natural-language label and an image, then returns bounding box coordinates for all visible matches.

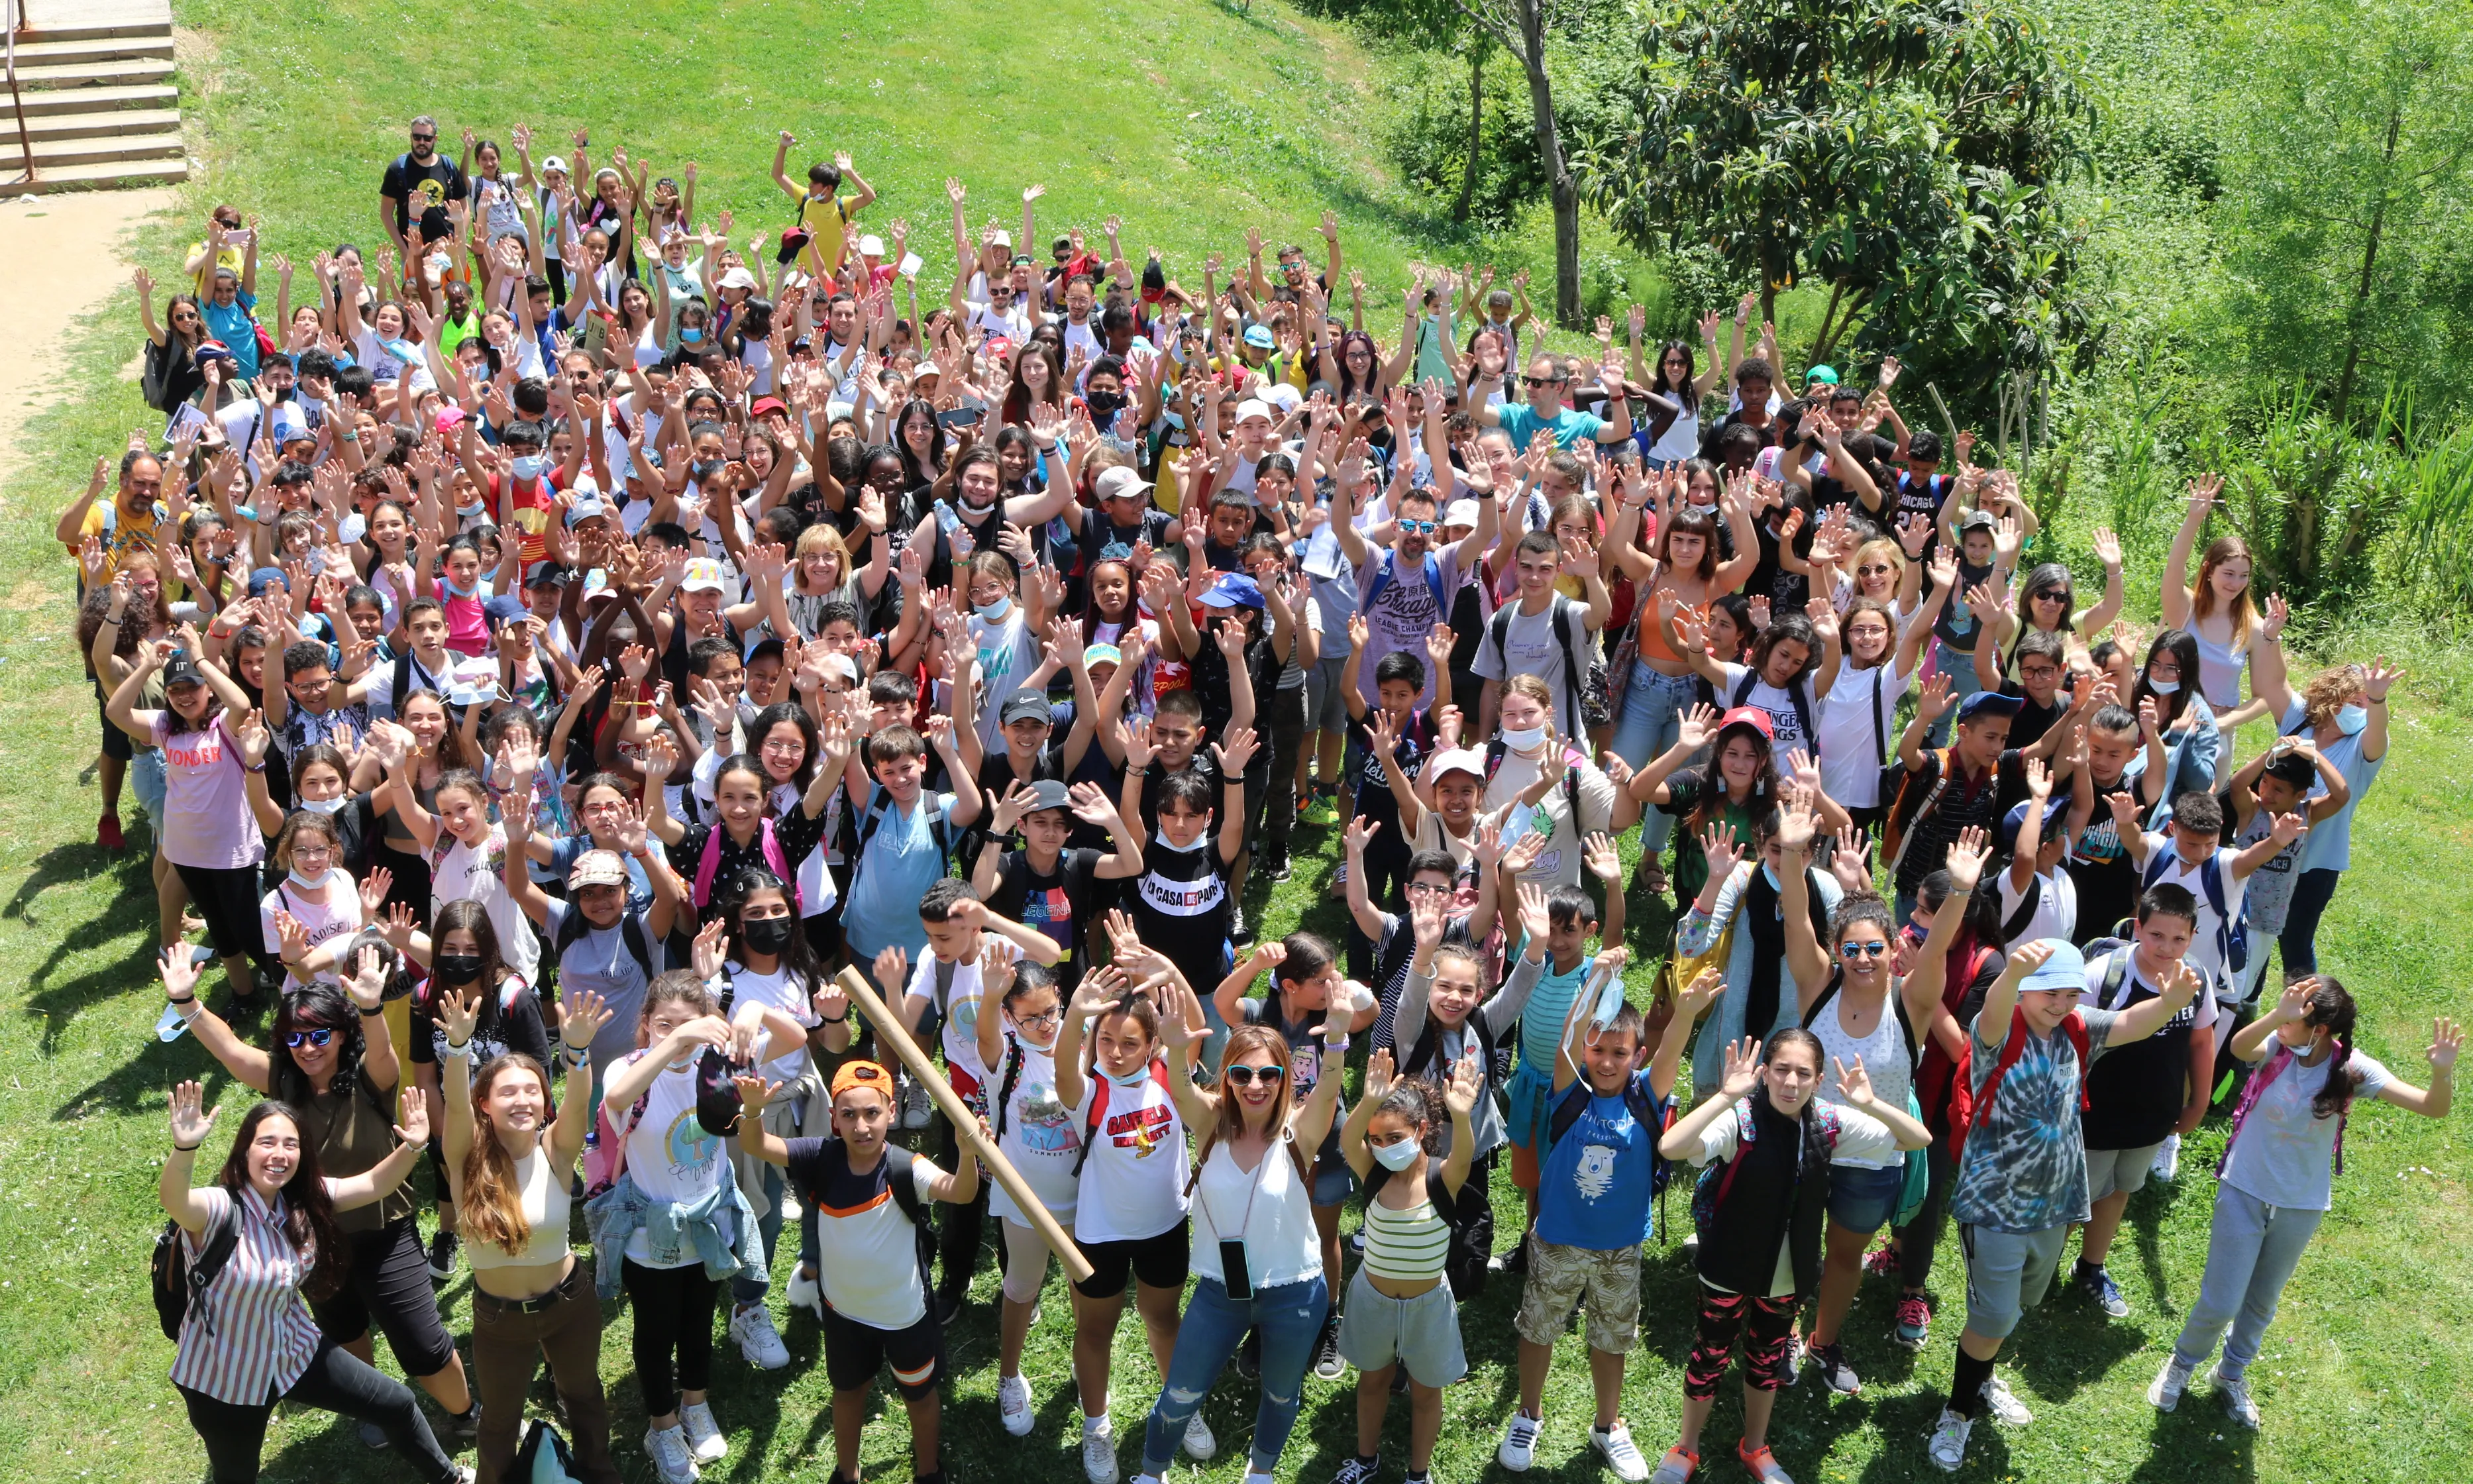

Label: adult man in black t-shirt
[379,115,467,258]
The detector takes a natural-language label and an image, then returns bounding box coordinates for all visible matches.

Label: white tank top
[1189,1132,1322,1290]
[464,1147,573,1271]
[1811,981,1913,1171]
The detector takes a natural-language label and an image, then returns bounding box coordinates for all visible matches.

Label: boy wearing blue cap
[1924,937,2204,1471]
[1995,756,2076,945]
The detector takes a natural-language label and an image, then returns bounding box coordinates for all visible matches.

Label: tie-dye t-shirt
[1949,1006,2123,1234]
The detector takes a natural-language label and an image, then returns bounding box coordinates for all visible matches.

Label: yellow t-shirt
[799,193,857,273]
[74,499,167,584]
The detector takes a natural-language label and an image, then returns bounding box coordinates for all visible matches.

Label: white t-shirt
[967,610,1043,753]
[1687,1099,1901,1295]
[610,1057,729,1268]
[1997,866,2079,947]
[1713,661,1811,754]
[904,952,988,1088]
[989,1034,1082,1224]
[1070,1067,1190,1245]
[729,962,821,1084]
[2138,838,2249,991]
[2219,1048,2392,1211]
[1189,1137,1322,1290]
[428,822,540,983]
[260,872,364,990]
[1482,744,1618,891]
[1473,598,1593,738]
[1815,663,1907,808]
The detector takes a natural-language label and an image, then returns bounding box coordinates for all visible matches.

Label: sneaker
[1497,1410,1543,1472]
[1302,787,1340,827]
[1679,1230,1700,1255]
[1649,1444,1699,1484]
[1182,1410,1218,1461]
[1235,1326,1262,1379]
[936,1286,966,1326]
[900,1073,932,1130]
[1779,1334,1803,1387]
[643,1422,699,1484]
[2152,1132,2182,1182]
[1230,904,1252,946]
[1592,1420,1652,1481]
[778,1191,802,1220]
[997,1372,1034,1436]
[1331,1455,1383,1484]
[786,1265,825,1320]
[680,1401,727,1463]
[1491,1240,1529,1276]
[1312,1318,1347,1381]
[1083,1416,1120,1484]
[1893,1293,1932,1350]
[1806,1340,1861,1396]
[2076,1264,2130,1319]
[1864,1245,1901,1280]
[439,1403,480,1446]
[1736,1441,1793,1484]
[1924,1408,1972,1472]
[97,812,125,851]
[730,1303,790,1369]
[1264,855,1293,882]
[1979,1373,2033,1427]
[2148,1355,2194,1412]
[358,1420,390,1450]
[426,1229,460,1282]
[2213,1369,2261,1430]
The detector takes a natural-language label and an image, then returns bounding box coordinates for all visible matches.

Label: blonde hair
[1502,673,1555,712]
[2301,663,2366,729]
[1851,537,1905,591]
[793,521,852,594]
[2189,535,2259,655]
[1209,1026,1295,1149]
[459,1054,551,1256]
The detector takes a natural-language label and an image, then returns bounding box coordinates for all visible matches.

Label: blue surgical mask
[2148,677,2179,695]
[2335,704,2367,736]
[456,500,486,523]
[974,597,1014,624]
[1371,1137,1422,1172]
[1500,725,1546,753]
[511,454,548,480]
[445,576,479,600]
[1761,863,1783,891]
[680,327,704,344]
[1104,1064,1157,1089]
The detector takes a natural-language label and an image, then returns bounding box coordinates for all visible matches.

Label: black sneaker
[1806,1339,1862,1395]
[1331,1454,1383,1484]
[935,1287,967,1326]
[439,1404,480,1446]
[1264,856,1292,882]
[357,1421,389,1450]
[426,1229,459,1283]
[1236,1326,1262,1379]
[1491,1240,1528,1276]
[1389,1363,1410,1396]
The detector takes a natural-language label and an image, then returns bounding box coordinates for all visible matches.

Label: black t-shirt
[1698,411,1778,464]
[1347,708,1437,843]
[2064,769,2143,945]
[1894,748,2023,894]
[1137,752,1227,833]
[1893,472,1951,560]
[2080,951,2203,1150]
[408,973,552,1071]
[1748,517,1813,615]
[1932,558,1998,653]
[1130,835,1234,996]
[381,152,468,237]
[1188,631,1279,743]
[986,846,1100,985]
[1994,684,2065,777]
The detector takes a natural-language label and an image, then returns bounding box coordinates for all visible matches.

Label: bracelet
[358,1004,384,1017]
[102,615,123,626]
[172,1141,203,1153]
[242,762,267,774]
[562,1045,592,1063]
[441,1039,474,1060]
[817,1010,849,1025]
[168,993,195,1006]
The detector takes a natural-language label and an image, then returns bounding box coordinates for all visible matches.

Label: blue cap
[1958,690,2023,724]
[247,565,288,598]
[1196,571,1265,610]
[483,594,529,628]
[2001,797,2070,854]
[2018,939,2085,996]
[1242,324,1275,350]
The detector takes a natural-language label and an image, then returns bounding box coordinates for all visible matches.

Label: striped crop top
[1361,1192,1450,1283]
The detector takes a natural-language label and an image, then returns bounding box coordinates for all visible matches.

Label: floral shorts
[1512,1234,1641,1353]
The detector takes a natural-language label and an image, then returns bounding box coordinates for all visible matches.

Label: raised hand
[1719,1037,1763,1099]
[1700,822,1744,879]
[1342,814,1381,857]
[437,986,482,1047]
[1515,880,1552,947]
[345,943,390,1011]
[692,915,731,980]
[1583,831,1622,884]
[1676,966,1725,1020]
[2429,1016,2462,1072]
[169,1079,219,1149]
[1944,824,1991,893]
[1211,723,1257,775]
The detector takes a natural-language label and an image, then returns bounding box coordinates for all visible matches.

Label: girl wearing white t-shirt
[260,811,368,991]
[1811,593,1942,822]
[973,953,1083,1436]
[389,765,540,986]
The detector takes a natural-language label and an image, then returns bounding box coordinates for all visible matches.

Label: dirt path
[0,189,180,485]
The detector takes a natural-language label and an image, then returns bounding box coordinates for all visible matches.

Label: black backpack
[152,1202,240,1342]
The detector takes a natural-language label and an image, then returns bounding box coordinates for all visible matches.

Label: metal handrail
[4,0,33,187]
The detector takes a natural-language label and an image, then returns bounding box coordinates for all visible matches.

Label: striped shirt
[168,1187,325,1405]
[1361,1192,1450,1283]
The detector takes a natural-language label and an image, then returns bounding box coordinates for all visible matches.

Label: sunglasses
[1838,941,1889,960]
[1857,563,1894,578]
[2032,588,2068,604]
[1396,519,1437,535]
[1223,1064,1283,1087]
[410,133,436,142]
[1522,376,1565,389]
[285,1026,339,1049]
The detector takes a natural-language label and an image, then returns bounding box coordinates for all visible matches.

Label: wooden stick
[833,965,1094,1283]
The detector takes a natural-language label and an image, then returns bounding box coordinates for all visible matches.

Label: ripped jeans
[1139,1273,1330,1477]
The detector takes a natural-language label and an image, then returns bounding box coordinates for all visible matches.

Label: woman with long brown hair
[2164,474,2268,727]
[439,985,621,1484]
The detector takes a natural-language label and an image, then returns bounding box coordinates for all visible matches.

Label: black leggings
[1259,685,1307,865]
[623,1257,719,1416]
[179,1340,456,1484]
[174,862,276,969]
[934,1107,982,1302]
[1895,1136,1960,1291]
[309,1213,460,1377]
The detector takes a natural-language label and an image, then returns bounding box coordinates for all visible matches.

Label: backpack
[692,816,802,914]
[1359,549,1448,619]
[152,1200,240,1342]
[1486,594,1586,737]
[2142,848,2250,980]
[1950,1005,2091,1159]
[850,789,957,898]
[874,1143,941,1294]
[554,904,655,986]
[2219,1041,2350,1178]
[1069,1059,1176,1179]
[1363,1157,1490,1297]
[1730,668,1816,761]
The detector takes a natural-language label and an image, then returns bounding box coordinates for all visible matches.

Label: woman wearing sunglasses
[163,937,480,1448]
[1770,802,1972,1400]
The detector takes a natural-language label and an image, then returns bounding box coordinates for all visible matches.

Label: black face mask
[742,916,796,955]
[434,953,484,985]
[1085,390,1126,419]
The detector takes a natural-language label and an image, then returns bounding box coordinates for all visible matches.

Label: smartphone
[1217,1239,1253,1300]
[938,407,984,431]
[223,228,254,251]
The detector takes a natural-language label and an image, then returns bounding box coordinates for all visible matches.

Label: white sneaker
[2213,1369,2261,1429]
[1182,1410,1217,1461]
[1498,1410,1544,1471]
[730,1304,790,1370]
[998,1372,1034,1437]
[2152,1132,2182,1181]
[680,1400,728,1463]
[1083,1416,1120,1484]
[785,1265,825,1320]
[2148,1355,2194,1412]
[1592,1421,1652,1481]
[1924,1408,1972,1472]
[643,1422,699,1484]
[900,1072,933,1130]
[1979,1373,2033,1427]
[779,1191,803,1219]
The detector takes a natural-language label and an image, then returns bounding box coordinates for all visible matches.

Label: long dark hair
[431,898,513,1034]
[721,866,821,982]
[215,1101,349,1299]
[2021,561,2078,634]
[1687,717,1779,841]
[892,398,947,489]
[744,702,819,792]
[1650,339,1700,411]
[2133,628,2204,731]
[269,984,367,1105]
[2298,976,2364,1120]
[1748,612,1821,687]
[1656,504,1719,582]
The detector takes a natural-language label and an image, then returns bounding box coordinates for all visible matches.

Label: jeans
[2276,868,2343,979]
[1139,1273,1330,1476]
[732,1159,822,1306]
[2172,1185,2323,1379]
[1608,662,1700,861]
[179,1340,458,1484]
[1924,637,1984,747]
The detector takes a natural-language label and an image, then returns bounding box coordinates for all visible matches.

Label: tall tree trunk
[1454,46,1484,223]
[1512,0,1580,326]
[2328,103,2402,432]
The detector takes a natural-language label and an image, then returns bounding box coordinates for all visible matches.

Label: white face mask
[1371,1136,1422,1172]
[1500,725,1547,753]
[2148,677,2180,696]
[298,796,348,816]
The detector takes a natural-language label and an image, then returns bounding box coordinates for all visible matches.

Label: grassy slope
[1,1,2467,1480]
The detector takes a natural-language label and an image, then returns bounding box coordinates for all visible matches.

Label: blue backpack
[2141,849,2249,978]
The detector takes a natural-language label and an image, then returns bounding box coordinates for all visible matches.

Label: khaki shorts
[1512,1234,1641,1354]
[2085,1140,2166,1202]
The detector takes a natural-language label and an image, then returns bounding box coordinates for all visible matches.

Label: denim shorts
[132,746,169,840]
[1825,1159,1907,1235]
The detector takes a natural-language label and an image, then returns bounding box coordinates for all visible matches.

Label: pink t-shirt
[442,591,489,657]
[154,714,264,871]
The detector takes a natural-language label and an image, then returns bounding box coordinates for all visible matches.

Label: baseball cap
[1424,747,1487,785]
[160,651,205,689]
[1241,325,1275,350]
[539,155,569,175]
[1196,572,1266,610]
[2018,939,2086,996]
[1957,509,1999,534]
[1000,692,1055,727]
[1958,690,2024,724]
[483,594,529,629]
[564,496,609,529]
[990,229,1014,249]
[749,396,788,420]
[832,1059,897,1104]
[858,234,886,258]
[2001,797,2070,855]
[717,266,757,292]
[680,557,729,594]
[525,562,574,592]
[247,566,288,598]
[568,849,629,890]
[1234,398,1273,425]
[774,225,812,265]
[1093,466,1153,503]
[1083,643,1123,670]
[1020,778,1073,815]
[1805,365,1840,386]
[1442,498,1481,530]
[194,339,237,367]
[1262,384,1304,414]
[743,634,786,666]
[435,405,469,434]
[1714,706,1774,741]
[271,411,313,446]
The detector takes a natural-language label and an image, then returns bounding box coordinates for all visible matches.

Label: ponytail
[2303,977,2364,1121]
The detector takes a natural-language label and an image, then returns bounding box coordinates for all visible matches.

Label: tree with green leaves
[1578,0,2089,409]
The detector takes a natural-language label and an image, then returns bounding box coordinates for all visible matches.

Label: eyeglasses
[1223,1064,1283,1086]
[285,1027,338,1049]
[1396,519,1437,535]
[1838,941,1889,960]
[1404,880,1453,897]
[1014,1008,1063,1031]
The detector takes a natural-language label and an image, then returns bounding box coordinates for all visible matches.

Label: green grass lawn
[3,2,2469,1480]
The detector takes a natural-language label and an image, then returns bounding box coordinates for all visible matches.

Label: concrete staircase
[3,0,186,195]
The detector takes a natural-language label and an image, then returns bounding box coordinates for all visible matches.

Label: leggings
[180,1340,456,1484]
[2276,867,2343,979]
[622,1257,719,1416]
[1683,1288,1799,1399]
[934,1109,986,1302]
[1895,1136,1960,1293]
[1259,684,1307,865]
